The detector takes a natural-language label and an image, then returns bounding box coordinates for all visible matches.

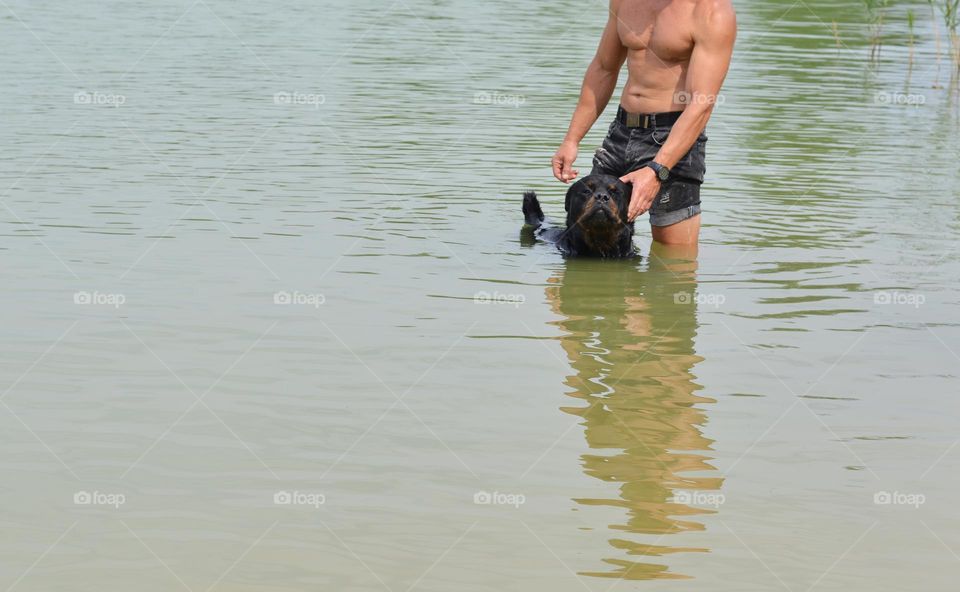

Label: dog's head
[564,174,632,254]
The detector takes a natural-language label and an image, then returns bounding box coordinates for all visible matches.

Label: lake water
[2,0,959,590]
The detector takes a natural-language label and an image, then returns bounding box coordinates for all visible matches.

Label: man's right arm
[552,1,627,183]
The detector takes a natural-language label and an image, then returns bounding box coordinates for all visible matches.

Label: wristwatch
[645,161,671,183]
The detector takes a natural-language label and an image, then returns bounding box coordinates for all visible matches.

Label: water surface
[2,0,959,590]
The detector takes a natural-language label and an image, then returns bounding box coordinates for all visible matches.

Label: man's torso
[615,0,698,113]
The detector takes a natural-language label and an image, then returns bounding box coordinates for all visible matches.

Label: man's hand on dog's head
[552,141,579,183]
[620,168,661,222]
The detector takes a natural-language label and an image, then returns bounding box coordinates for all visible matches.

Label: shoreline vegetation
[859,0,960,91]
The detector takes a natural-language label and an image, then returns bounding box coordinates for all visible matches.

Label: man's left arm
[623,1,737,221]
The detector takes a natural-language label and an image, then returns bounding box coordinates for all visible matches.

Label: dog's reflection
[545,244,721,580]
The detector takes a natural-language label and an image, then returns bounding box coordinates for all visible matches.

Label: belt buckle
[626,112,640,128]
[644,115,651,128]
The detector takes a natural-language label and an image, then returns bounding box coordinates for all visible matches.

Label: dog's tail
[522,191,544,228]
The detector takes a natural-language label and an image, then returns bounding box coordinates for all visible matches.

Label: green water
[1,0,959,589]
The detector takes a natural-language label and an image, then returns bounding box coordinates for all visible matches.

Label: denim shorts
[590,115,707,227]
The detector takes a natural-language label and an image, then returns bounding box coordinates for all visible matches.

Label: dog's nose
[596,193,610,202]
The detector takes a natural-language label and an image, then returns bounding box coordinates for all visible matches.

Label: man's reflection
[545,244,721,580]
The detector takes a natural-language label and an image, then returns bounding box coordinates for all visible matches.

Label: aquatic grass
[862,0,891,61]
[928,1,944,86]
[949,1,960,71]
[908,9,916,67]
[929,0,960,73]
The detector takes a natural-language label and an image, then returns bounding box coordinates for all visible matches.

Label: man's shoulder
[692,0,736,23]
[692,0,737,39]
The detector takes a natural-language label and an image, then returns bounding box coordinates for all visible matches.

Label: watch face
[658,167,670,181]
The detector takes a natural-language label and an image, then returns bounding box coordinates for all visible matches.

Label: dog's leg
[522,191,545,228]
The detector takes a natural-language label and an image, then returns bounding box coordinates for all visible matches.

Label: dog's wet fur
[522,174,637,258]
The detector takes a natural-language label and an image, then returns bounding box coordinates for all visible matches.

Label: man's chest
[616,0,695,62]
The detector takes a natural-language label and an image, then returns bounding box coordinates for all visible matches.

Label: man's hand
[552,141,580,183]
[620,167,662,221]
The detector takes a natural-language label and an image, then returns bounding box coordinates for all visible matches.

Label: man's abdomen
[619,51,690,113]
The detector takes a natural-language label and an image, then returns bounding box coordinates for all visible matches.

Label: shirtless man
[552,0,736,246]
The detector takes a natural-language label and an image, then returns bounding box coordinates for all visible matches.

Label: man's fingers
[628,194,641,222]
[627,182,649,222]
[620,183,640,222]
[632,196,655,222]
[552,154,566,180]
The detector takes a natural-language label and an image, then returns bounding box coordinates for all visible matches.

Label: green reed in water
[863,0,891,60]
[928,0,960,71]
[908,9,916,67]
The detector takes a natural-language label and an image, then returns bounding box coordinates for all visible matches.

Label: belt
[617,106,684,129]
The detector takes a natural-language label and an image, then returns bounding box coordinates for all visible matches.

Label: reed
[862,0,891,61]
[929,0,960,72]
[929,1,944,86]
[949,1,960,71]
[908,9,916,67]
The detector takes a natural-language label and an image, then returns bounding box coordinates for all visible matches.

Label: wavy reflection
[546,244,721,580]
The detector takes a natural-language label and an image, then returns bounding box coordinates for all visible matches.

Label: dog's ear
[614,179,630,202]
[613,180,631,220]
[565,178,586,212]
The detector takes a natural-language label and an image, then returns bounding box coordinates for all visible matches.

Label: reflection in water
[546,244,721,580]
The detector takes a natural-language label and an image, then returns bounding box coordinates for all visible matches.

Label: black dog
[522,174,637,258]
